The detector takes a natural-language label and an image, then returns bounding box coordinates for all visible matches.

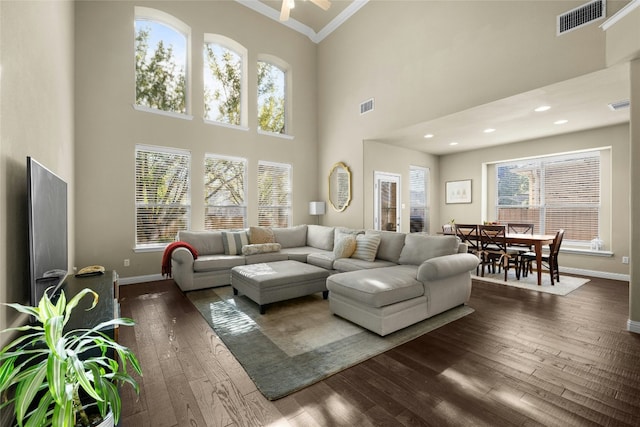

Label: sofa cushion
[249,226,275,244]
[241,243,281,256]
[272,225,308,248]
[221,231,249,255]
[279,246,331,263]
[177,230,224,255]
[307,225,335,251]
[327,265,424,308]
[193,254,245,272]
[307,252,336,270]
[333,257,396,272]
[365,230,406,263]
[351,234,381,262]
[333,234,357,259]
[398,234,459,265]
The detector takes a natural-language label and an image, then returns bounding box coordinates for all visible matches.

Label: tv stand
[61,270,119,339]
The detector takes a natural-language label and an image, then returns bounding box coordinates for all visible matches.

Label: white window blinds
[204,154,247,230]
[258,161,292,227]
[135,145,190,247]
[496,150,600,244]
[409,166,429,233]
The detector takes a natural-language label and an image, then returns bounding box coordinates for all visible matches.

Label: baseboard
[627,319,640,334]
[560,267,629,282]
[118,273,165,286]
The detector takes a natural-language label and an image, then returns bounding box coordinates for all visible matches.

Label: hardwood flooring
[118,276,640,426]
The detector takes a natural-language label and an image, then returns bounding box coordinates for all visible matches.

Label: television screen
[27,157,68,307]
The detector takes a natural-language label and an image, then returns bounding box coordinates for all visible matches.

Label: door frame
[373,171,402,231]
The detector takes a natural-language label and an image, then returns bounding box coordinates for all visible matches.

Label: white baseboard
[118,273,165,286]
[561,267,629,282]
[627,319,640,334]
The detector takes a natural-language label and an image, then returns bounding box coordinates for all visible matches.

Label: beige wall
[0,0,75,345]
[74,1,319,279]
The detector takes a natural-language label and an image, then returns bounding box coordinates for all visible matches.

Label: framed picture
[446,179,472,204]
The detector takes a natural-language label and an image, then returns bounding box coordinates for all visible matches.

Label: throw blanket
[162,242,198,278]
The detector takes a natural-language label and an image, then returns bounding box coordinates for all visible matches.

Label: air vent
[360,98,374,115]
[608,99,630,111]
[557,0,606,35]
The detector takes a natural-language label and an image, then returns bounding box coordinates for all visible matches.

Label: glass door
[374,172,401,231]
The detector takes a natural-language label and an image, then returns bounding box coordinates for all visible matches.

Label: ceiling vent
[360,98,374,115]
[608,99,630,111]
[557,0,606,35]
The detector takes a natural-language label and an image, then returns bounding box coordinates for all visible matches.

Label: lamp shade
[309,201,326,215]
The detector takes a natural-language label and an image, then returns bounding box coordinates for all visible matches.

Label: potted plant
[0,288,142,426]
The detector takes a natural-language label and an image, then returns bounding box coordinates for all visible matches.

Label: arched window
[257,56,290,135]
[203,34,248,128]
[134,7,190,116]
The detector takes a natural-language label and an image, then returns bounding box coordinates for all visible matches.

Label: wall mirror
[328,162,351,212]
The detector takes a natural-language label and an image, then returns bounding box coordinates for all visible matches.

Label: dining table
[443,228,556,286]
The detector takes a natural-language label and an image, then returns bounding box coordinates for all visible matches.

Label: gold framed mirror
[328,162,351,212]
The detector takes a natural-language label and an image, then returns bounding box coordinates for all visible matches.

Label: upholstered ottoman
[231,260,330,314]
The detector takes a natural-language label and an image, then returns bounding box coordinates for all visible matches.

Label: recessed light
[423,133,434,139]
[483,128,496,133]
[535,105,551,112]
[449,142,459,146]
[554,119,568,125]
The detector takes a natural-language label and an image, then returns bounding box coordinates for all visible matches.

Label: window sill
[134,245,165,253]
[132,104,193,120]
[258,129,294,140]
[203,119,249,131]
[560,247,614,257]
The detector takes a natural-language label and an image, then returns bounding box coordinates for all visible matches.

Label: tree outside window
[204,43,242,125]
[204,155,247,230]
[257,61,286,134]
[258,161,291,227]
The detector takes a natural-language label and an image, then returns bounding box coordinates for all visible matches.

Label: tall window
[204,155,247,230]
[204,35,247,126]
[135,8,188,115]
[257,58,287,134]
[409,166,429,233]
[258,161,292,227]
[135,145,190,248]
[496,150,601,245]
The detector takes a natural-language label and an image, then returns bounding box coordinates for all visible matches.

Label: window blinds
[135,145,190,247]
[257,161,291,227]
[204,154,247,230]
[409,167,429,233]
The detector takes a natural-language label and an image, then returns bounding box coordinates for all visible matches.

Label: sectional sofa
[170,224,479,335]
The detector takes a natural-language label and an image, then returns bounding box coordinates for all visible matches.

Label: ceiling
[238,1,631,156]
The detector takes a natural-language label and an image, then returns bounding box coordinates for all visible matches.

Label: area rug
[472,269,589,295]
[187,286,474,400]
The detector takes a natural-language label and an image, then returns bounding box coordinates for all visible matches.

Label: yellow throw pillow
[333,235,357,259]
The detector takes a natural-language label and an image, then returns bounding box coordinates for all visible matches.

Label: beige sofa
[170,225,479,335]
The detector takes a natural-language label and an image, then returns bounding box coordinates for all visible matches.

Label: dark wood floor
[118,276,640,427]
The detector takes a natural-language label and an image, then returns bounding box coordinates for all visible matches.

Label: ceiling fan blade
[310,0,331,11]
[280,0,291,21]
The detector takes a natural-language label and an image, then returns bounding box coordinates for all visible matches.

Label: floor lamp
[309,201,326,225]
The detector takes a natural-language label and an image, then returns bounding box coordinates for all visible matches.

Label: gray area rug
[187,286,474,400]
[472,270,589,295]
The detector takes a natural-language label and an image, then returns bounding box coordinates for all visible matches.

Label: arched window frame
[203,34,248,130]
[134,7,192,120]
[257,54,293,139]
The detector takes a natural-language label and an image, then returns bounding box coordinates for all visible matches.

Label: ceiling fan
[280,0,331,21]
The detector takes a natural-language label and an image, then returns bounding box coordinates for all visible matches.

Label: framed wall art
[445,179,472,204]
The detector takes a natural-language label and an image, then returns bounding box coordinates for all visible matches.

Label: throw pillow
[351,234,381,262]
[241,243,281,256]
[249,226,275,244]
[333,235,357,259]
[221,231,249,255]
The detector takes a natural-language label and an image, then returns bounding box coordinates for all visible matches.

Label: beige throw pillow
[351,234,381,262]
[333,235,357,259]
[249,226,275,244]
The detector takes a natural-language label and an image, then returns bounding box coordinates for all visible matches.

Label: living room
[1,0,639,425]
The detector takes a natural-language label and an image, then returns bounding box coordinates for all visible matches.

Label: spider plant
[0,288,142,426]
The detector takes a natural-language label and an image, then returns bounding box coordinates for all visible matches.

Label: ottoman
[231,260,330,314]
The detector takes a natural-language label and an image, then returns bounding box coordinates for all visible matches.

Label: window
[203,35,247,127]
[409,166,429,233]
[135,8,189,115]
[135,145,190,248]
[257,57,288,134]
[258,161,292,227]
[204,155,247,230]
[495,150,602,245]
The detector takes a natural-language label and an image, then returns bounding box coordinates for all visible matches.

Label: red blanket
[162,241,198,278]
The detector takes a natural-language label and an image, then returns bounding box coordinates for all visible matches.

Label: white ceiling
[238,1,631,156]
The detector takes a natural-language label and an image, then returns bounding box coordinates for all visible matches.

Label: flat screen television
[27,156,68,307]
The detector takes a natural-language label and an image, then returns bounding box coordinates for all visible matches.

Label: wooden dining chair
[506,222,535,258]
[478,224,521,280]
[519,229,565,285]
[455,224,481,274]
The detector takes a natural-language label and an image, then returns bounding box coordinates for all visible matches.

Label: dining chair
[506,222,535,256]
[519,229,565,285]
[455,224,481,274]
[478,224,521,280]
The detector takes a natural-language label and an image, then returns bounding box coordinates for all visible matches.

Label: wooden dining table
[444,228,556,286]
